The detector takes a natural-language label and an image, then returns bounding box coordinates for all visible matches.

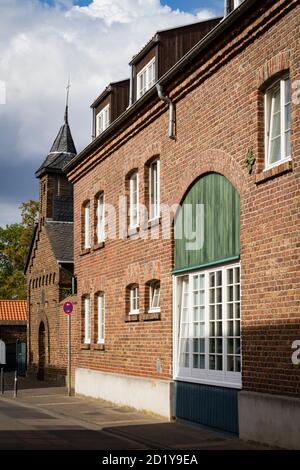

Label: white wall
[75,368,175,419]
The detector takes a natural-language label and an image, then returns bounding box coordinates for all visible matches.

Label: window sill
[148,218,161,229]
[93,343,105,351]
[81,343,91,350]
[80,248,91,256]
[127,226,140,238]
[93,241,105,251]
[143,311,161,321]
[125,314,140,323]
[256,160,293,184]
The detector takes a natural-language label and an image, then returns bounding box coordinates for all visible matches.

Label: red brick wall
[68,0,300,396]
[27,224,68,383]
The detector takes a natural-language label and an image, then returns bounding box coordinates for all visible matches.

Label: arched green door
[174,173,241,435]
[174,173,240,273]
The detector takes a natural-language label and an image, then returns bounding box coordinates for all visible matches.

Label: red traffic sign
[63,301,73,315]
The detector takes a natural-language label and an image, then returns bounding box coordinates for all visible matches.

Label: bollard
[13,370,18,398]
[0,367,4,395]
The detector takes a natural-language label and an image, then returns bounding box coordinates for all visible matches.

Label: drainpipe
[91,107,96,141]
[156,84,176,140]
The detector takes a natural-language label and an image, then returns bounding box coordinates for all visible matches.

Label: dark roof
[45,221,74,262]
[35,106,76,178]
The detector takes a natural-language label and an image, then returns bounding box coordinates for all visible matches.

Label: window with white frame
[148,280,160,313]
[83,202,91,249]
[129,285,139,315]
[149,159,160,220]
[96,104,110,136]
[129,171,139,228]
[83,295,91,344]
[96,193,105,243]
[97,292,105,344]
[137,58,156,98]
[174,263,241,388]
[265,77,291,168]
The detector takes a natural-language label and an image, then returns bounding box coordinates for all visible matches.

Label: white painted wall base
[239,390,300,449]
[75,368,175,419]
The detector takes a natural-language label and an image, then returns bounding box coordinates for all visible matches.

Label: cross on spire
[64,76,71,124]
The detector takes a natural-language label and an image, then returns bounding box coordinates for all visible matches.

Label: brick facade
[67,0,299,403]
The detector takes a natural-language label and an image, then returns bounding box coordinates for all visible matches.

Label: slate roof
[45,221,74,262]
[35,106,76,178]
[0,300,27,322]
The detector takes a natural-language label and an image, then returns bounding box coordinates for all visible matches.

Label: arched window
[95,292,105,344]
[146,280,160,313]
[82,295,91,344]
[95,192,105,244]
[82,201,91,249]
[126,284,139,315]
[174,173,241,388]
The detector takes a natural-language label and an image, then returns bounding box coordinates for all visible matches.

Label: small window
[129,172,139,228]
[265,77,291,168]
[83,295,91,344]
[97,292,105,344]
[96,193,105,243]
[129,285,139,315]
[149,159,160,220]
[83,202,91,249]
[96,104,110,136]
[137,58,156,98]
[149,280,160,313]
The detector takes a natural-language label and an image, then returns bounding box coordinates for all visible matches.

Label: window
[83,295,91,344]
[129,285,139,315]
[149,159,160,220]
[96,104,110,136]
[96,193,105,243]
[137,58,156,98]
[148,280,160,313]
[129,172,139,228]
[83,202,91,249]
[265,77,291,168]
[174,263,241,388]
[97,293,105,344]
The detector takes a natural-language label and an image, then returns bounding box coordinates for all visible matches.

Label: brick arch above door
[172,148,247,208]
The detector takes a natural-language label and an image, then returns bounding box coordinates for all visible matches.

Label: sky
[0,0,224,226]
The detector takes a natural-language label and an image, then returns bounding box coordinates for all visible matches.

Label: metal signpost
[63,301,73,397]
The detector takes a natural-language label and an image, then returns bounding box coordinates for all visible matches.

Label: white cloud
[0,0,217,167]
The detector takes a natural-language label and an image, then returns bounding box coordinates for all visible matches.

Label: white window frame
[96,104,110,136]
[173,263,241,389]
[96,193,105,243]
[84,296,91,344]
[97,292,105,344]
[84,202,91,249]
[149,159,160,221]
[265,77,291,169]
[148,281,160,313]
[137,58,156,99]
[129,285,139,315]
[129,172,139,228]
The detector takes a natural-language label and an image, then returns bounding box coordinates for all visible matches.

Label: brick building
[65,0,300,449]
[25,106,77,383]
[0,300,27,372]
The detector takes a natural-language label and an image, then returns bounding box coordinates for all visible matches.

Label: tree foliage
[0,200,39,299]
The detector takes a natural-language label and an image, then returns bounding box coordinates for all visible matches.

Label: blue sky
[0,0,224,226]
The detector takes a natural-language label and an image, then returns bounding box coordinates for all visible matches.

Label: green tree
[0,199,39,299]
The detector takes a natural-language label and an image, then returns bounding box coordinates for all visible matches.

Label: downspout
[91,107,96,141]
[156,84,176,140]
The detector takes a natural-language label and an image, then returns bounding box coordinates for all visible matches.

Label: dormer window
[96,104,110,136]
[137,58,156,99]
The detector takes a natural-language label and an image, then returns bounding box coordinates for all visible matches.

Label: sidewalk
[0,378,271,450]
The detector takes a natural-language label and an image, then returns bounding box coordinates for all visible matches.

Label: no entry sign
[63,301,73,315]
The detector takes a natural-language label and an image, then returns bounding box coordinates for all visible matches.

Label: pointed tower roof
[35,102,77,178]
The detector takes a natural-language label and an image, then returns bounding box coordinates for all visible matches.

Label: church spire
[35,79,77,178]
